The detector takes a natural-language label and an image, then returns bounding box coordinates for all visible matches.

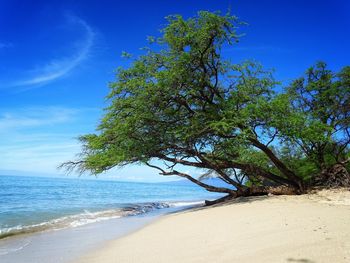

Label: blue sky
[0,0,349,181]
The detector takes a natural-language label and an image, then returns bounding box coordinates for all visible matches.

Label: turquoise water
[0,175,221,239]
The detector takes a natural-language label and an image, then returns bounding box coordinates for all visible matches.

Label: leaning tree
[62,11,349,202]
[281,62,350,187]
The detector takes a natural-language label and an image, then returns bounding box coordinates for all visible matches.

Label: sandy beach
[77,189,350,263]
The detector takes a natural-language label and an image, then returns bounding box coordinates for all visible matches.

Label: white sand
[77,189,350,263]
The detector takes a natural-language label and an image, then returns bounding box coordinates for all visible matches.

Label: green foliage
[64,11,350,192]
[283,62,350,171]
[75,11,244,173]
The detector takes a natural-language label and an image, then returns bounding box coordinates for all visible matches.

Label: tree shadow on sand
[287,258,315,263]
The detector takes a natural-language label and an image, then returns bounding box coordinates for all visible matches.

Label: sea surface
[0,175,221,240]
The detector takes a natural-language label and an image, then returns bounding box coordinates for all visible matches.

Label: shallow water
[0,211,159,263]
[0,175,221,240]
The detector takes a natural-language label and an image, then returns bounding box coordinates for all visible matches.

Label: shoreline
[0,199,206,241]
[0,213,158,263]
[76,189,350,263]
[0,202,202,263]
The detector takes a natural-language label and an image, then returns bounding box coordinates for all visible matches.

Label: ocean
[0,175,222,240]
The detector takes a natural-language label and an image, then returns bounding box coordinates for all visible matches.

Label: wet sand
[77,189,350,263]
[0,214,157,263]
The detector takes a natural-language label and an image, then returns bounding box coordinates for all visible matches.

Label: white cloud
[0,106,180,182]
[0,107,77,131]
[0,141,80,173]
[0,42,13,49]
[0,106,98,174]
[12,15,95,88]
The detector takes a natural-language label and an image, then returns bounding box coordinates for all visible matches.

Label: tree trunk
[249,138,305,191]
[204,185,299,206]
[168,170,237,195]
[205,194,236,205]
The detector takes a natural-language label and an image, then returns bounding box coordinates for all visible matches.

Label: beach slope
[77,190,350,263]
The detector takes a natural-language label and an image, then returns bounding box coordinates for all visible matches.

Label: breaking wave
[0,200,203,240]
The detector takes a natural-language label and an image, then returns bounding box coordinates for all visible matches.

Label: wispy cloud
[12,15,95,88]
[0,141,81,173]
[0,107,77,131]
[0,106,184,181]
[0,106,99,174]
[0,42,13,49]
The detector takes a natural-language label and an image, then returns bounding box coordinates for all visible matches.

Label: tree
[61,11,349,202]
[282,62,350,186]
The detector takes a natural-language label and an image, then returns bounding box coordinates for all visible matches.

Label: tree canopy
[62,11,350,201]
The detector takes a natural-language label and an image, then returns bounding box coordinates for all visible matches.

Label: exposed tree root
[315,164,350,188]
[205,194,235,206]
[204,185,298,206]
